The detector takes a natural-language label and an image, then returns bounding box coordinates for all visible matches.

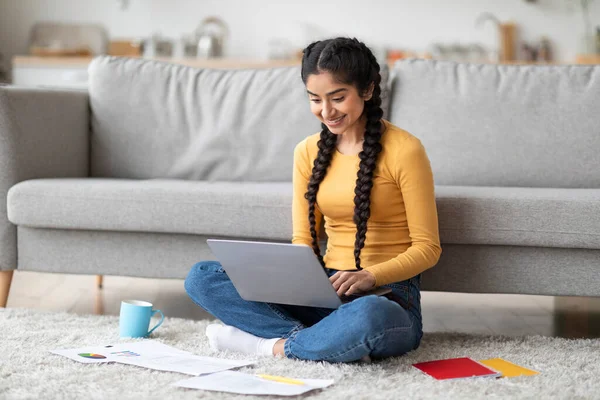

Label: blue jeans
[184,260,423,363]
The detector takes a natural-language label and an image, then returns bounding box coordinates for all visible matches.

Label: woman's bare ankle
[273,339,286,356]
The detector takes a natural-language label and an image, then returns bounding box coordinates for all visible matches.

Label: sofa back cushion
[88,56,389,181]
[388,60,600,188]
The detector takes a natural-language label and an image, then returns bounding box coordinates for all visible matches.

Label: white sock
[206,324,281,356]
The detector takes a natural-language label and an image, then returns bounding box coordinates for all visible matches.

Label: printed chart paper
[116,353,255,375]
[51,340,254,375]
[50,340,191,363]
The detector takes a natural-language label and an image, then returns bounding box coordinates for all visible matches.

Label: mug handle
[147,309,165,336]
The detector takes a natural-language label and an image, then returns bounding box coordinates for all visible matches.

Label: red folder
[413,357,501,380]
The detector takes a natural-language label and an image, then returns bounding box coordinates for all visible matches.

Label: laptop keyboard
[339,293,364,303]
[339,287,393,303]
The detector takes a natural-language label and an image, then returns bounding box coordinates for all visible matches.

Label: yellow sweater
[292,120,442,287]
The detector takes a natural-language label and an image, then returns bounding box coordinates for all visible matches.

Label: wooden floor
[6,270,600,339]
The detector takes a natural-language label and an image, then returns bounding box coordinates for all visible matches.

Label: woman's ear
[363,82,375,101]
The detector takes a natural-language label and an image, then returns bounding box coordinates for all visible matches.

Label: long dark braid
[352,44,383,270]
[304,126,336,266]
[300,38,384,270]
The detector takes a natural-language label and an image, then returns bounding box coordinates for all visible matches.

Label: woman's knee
[184,260,224,296]
[352,295,399,322]
[350,296,416,336]
[351,296,420,357]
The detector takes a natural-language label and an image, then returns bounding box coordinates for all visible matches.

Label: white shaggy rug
[1,308,599,400]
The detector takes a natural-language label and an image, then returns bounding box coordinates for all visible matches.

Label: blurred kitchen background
[0,0,599,87]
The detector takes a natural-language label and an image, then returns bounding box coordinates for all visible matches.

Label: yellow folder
[479,358,539,378]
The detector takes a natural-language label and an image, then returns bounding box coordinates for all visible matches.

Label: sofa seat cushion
[7,178,293,240]
[436,185,600,249]
[8,180,600,250]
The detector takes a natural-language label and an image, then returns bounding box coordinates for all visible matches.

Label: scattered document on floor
[173,371,334,396]
[115,353,255,375]
[50,340,191,364]
[50,340,254,375]
[51,346,114,364]
[479,358,539,378]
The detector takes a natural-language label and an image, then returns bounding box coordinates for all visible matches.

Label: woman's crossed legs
[184,261,421,363]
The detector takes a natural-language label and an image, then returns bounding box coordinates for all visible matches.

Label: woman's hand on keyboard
[329,270,376,296]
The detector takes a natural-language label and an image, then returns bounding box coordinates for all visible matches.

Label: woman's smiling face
[306,71,371,136]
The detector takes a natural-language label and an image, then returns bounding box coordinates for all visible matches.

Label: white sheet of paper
[115,353,255,375]
[50,340,191,364]
[173,371,334,396]
[51,340,254,375]
[51,346,115,364]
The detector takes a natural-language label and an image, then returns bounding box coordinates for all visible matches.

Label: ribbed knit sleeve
[364,136,442,286]
[292,138,322,247]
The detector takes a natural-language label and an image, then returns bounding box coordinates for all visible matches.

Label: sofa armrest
[0,86,89,270]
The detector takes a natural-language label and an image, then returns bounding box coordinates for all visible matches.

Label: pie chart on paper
[78,353,107,359]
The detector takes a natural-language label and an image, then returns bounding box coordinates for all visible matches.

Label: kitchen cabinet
[13,57,91,89]
[14,54,598,89]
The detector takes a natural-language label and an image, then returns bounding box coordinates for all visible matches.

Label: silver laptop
[206,239,391,309]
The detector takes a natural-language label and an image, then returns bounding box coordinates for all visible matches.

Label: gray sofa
[1,56,599,308]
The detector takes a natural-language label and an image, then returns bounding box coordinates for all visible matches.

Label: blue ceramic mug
[119,300,164,338]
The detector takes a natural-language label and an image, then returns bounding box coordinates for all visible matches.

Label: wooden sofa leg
[94,289,104,315]
[96,275,103,289]
[0,270,14,308]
